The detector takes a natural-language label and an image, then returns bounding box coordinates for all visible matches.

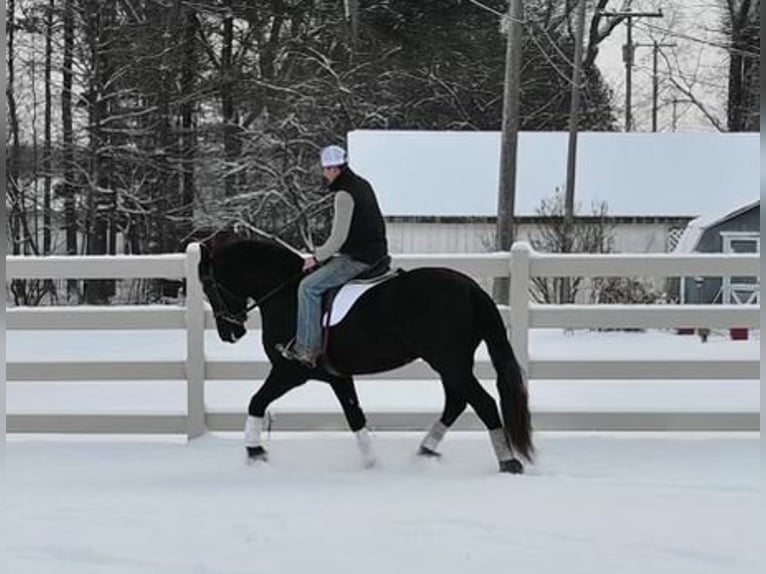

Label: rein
[203,264,305,327]
[239,270,305,314]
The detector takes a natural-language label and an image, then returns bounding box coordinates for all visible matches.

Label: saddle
[279,257,399,374]
[321,256,397,330]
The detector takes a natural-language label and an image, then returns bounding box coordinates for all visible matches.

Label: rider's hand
[303,256,318,271]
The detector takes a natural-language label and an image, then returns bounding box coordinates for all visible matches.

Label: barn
[674,200,760,305]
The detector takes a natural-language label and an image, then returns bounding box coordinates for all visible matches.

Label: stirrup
[276,342,317,368]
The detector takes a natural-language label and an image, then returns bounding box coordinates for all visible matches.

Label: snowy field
[5,328,761,573]
[5,432,761,574]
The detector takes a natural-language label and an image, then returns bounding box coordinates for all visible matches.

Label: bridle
[200,258,304,329]
[199,262,248,328]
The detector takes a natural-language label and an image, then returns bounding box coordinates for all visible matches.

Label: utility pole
[634,41,676,131]
[494,0,523,304]
[599,4,663,131]
[560,0,587,303]
[564,0,588,238]
[344,0,359,50]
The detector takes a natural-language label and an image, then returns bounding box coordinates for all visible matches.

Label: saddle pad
[323,282,377,327]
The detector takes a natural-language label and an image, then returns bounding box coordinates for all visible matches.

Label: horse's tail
[474,286,534,462]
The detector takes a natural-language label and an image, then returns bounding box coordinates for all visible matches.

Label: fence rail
[6,242,760,436]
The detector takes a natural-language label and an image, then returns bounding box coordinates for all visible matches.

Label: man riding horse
[199,144,533,473]
[278,145,389,369]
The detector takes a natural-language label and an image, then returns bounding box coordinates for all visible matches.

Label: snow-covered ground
[5,432,760,574]
[5,328,760,573]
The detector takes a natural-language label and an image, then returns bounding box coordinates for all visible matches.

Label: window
[721,232,759,304]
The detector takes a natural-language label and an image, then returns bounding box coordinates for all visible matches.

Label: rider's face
[322,166,341,184]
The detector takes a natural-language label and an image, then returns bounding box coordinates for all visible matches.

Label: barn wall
[683,205,761,304]
[386,220,688,254]
[386,218,690,301]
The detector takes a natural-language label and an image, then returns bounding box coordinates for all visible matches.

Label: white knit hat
[320,145,347,167]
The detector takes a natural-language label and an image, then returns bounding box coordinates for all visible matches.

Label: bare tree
[42,0,53,256]
[529,192,614,304]
[61,0,77,301]
[723,0,759,130]
[5,0,629,307]
[7,0,22,257]
[178,3,198,245]
[632,0,759,132]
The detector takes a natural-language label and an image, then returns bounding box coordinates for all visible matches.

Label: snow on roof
[673,199,760,253]
[347,130,759,218]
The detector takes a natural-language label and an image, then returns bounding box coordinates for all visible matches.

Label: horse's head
[198,241,249,343]
[197,238,304,344]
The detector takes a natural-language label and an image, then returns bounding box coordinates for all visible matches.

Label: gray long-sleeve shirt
[314,191,355,262]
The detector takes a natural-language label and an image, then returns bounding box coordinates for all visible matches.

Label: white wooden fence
[6,242,760,437]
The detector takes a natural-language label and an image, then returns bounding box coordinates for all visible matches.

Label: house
[674,200,760,305]
[347,130,759,255]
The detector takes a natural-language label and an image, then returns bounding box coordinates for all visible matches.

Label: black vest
[329,167,388,264]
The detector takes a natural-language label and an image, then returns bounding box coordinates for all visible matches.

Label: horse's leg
[244,368,306,463]
[328,377,376,468]
[458,373,523,474]
[418,384,467,458]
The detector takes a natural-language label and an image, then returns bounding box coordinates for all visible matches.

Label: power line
[528,20,577,70]
[524,23,578,87]
[465,0,528,25]
[464,0,507,19]
[636,21,760,59]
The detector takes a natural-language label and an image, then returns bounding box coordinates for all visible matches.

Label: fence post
[184,242,206,439]
[510,241,531,376]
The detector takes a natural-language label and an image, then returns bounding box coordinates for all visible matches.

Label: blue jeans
[294,255,370,358]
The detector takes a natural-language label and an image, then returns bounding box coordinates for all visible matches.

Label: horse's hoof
[499,458,524,474]
[362,457,377,469]
[246,445,268,464]
[417,445,442,459]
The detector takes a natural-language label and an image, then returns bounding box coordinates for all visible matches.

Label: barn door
[721,232,759,304]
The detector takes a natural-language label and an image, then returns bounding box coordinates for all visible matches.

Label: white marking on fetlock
[420,420,448,452]
[244,416,264,448]
[489,428,514,462]
[355,428,377,469]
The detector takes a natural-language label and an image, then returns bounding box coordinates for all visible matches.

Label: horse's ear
[198,240,211,264]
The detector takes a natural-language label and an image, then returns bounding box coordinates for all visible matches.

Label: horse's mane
[206,237,303,276]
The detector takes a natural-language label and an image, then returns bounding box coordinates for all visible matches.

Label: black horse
[198,238,533,473]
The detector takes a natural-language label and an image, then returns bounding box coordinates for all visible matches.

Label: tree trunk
[84,0,113,303]
[179,6,198,242]
[726,0,759,131]
[727,5,760,132]
[7,0,21,257]
[221,3,239,197]
[345,0,359,50]
[62,0,78,300]
[43,0,54,256]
